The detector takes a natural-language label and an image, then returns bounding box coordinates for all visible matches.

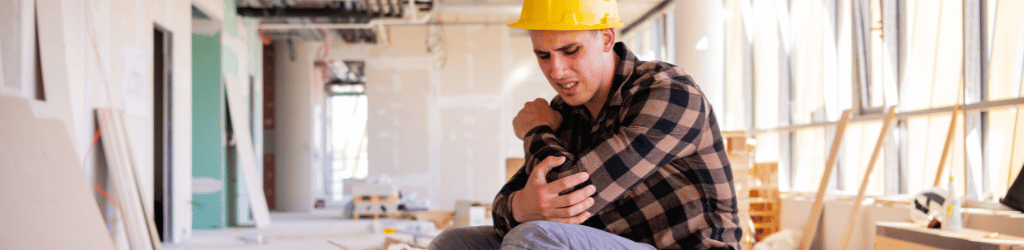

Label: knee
[428,226,499,250]
[428,227,466,250]
[506,221,557,240]
[502,221,567,249]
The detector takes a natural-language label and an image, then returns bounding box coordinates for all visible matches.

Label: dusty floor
[161,209,435,250]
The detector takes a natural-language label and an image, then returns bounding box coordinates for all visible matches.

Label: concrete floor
[162,209,435,250]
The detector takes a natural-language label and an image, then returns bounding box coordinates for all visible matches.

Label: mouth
[558,81,579,95]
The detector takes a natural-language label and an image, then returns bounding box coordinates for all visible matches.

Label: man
[429,0,740,249]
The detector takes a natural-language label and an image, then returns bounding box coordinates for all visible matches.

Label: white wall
[0,0,196,243]
[312,25,542,210]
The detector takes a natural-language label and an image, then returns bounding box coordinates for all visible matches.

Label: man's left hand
[513,98,562,140]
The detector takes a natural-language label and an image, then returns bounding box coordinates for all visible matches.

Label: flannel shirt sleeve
[491,123,571,236]
[525,75,739,247]
[491,155,528,236]
[538,79,708,216]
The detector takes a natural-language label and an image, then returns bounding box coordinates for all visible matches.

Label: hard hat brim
[507,20,623,31]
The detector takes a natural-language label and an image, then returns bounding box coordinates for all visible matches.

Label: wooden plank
[223,74,272,227]
[112,110,163,249]
[97,109,146,250]
[877,222,1024,249]
[839,105,899,250]
[875,235,944,250]
[798,109,853,250]
[98,109,159,250]
[0,96,116,250]
[932,104,962,187]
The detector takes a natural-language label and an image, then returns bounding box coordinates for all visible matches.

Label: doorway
[153,25,173,242]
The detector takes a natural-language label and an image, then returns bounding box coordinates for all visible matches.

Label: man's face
[529,30,611,107]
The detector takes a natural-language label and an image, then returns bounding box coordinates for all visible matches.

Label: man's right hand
[511,156,596,224]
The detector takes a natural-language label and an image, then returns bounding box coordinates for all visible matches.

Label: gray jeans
[428,221,656,250]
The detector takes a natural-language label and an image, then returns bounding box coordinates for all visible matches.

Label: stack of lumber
[722,130,756,249]
[749,162,780,241]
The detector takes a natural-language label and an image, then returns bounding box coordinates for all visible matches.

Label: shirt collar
[607,42,639,108]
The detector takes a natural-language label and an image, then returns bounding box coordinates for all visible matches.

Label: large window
[622,13,670,62]
[731,0,1023,203]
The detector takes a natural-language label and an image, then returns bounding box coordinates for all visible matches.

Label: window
[733,0,1022,203]
[622,13,669,62]
[324,61,369,203]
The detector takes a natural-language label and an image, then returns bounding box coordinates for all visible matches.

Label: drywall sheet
[224,74,272,227]
[191,31,227,228]
[0,96,115,250]
[97,108,161,250]
[439,107,504,208]
[439,26,506,96]
[367,68,431,174]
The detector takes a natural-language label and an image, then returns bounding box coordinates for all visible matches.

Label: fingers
[548,171,589,194]
[530,156,564,185]
[554,197,594,218]
[550,184,595,208]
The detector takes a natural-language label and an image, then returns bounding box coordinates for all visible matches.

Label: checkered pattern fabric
[492,42,740,249]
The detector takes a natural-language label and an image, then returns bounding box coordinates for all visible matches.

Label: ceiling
[240,0,668,43]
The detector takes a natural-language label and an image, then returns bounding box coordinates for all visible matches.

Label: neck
[583,52,620,117]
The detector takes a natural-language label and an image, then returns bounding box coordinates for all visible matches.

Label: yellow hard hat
[508,0,623,30]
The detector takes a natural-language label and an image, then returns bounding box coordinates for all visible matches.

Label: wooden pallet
[748,186,780,241]
[354,212,401,220]
[749,187,779,199]
[354,195,397,202]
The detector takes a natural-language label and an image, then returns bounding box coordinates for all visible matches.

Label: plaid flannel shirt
[492,42,740,249]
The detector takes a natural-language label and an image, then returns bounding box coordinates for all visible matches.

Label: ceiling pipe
[237,6,373,18]
[259,16,430,30]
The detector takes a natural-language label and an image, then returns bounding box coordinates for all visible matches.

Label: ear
[601,28,616,52]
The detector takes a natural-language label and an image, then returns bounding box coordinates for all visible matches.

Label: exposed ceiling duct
[241,0,435,44]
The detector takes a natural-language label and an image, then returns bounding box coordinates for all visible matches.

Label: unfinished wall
[0,0,264,243]
[311,25,529,210]
[17,0,198,244]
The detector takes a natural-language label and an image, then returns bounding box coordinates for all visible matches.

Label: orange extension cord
[81,0,132,237]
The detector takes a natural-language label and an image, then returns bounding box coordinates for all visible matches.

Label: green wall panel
[192,31,226,229]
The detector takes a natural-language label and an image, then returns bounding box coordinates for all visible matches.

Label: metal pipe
[237,6,371,18]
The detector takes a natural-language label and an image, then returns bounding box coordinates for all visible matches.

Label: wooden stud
[931,43,970,186]
[839,106,899,250]
[112,110,163,250]
[798,109,853,250]
[98,109,158,250]
[933,102,964,187]
[224,74,273,227]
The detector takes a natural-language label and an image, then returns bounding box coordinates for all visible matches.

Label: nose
[548,55,571,81]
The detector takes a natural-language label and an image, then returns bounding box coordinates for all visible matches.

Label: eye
[565,47,579,55]
[538,54,551,60]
